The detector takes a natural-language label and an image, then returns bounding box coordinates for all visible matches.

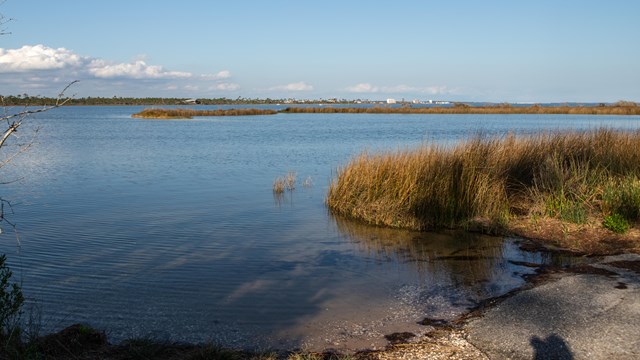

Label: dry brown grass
[132,108,278,119]
[273,172,297,194]
[327,129,640,253]
[281,102,640,115]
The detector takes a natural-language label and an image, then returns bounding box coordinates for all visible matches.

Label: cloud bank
[0,44,237,96]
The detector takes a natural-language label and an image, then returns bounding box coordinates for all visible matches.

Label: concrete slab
[466,255,640,360]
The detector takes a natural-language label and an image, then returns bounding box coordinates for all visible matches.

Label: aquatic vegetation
[327,129,640,252]
[132,108,278,119]
[273,172,297,194]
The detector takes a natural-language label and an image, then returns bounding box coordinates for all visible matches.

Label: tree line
[1,95,366,106]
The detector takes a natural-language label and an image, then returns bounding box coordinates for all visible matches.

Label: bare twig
[0,81,78,241]
[0,80,78,149]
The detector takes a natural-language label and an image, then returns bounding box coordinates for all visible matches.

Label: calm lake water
[1,106,638,350]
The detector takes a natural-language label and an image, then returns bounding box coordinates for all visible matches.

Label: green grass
[603,214,631,234]
[326,129,640,243]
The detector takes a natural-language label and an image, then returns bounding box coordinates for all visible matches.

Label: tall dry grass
[281,102,640,115]
[327,129,640,232]
[132,108,278,119]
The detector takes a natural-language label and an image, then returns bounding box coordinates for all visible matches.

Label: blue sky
[1,0,639,102]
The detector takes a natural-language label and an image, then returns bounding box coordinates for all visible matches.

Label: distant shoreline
[2,95,638,108]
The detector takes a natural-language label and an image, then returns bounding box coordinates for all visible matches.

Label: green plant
[603,177,640,221]
[0,254,24,337]
[603,214,630,234]
[545,193,587,224]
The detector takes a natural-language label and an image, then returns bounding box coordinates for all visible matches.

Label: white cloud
[0,44,236,96]
[0,44,83,71]
[88,59,192,79]
[270,81,314,92]
[0,44,193,80]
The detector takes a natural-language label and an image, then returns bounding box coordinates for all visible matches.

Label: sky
[1,0,639,102]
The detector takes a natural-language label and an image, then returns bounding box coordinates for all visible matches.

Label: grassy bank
[132,108,278,119]
[327,129,640,254]
[282,102,640,115]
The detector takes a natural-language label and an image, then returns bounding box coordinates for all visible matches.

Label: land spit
[132,102,640,119]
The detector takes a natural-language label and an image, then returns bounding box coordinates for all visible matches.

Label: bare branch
[0,0,12,36]
[0,80,77,240]
[0,80,78,151]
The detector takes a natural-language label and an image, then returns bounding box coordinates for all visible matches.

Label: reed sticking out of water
[281,102,640,115]
[273,172,297,194]
[132,108,278,119]
[327,129,640,252]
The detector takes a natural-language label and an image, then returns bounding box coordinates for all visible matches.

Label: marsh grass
[273,172,297,194]
[281,102,640,115]
[132,108,278,119]
[327,129,640,239]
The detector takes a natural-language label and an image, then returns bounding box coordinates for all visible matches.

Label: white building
[386,98,397,104]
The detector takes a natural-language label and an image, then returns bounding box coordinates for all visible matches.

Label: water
[0,106,637,350]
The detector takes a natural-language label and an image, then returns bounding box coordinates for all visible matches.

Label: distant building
[386,98,397,104]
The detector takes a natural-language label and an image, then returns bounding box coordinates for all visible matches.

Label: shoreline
[12,248,637,359]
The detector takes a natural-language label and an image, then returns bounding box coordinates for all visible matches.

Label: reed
[132,108,278,119]
[281,102,640,115]
[273,171,297,194]
[327,129,640,249]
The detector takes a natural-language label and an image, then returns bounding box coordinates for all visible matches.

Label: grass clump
[273,172,297,194]
[132,108,278,119]
[603,214,630,234]
[327,129,640,252]
[602,177,640,222]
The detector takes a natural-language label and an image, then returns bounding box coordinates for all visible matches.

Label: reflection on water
[334,214,583,303]
[335,215,509,282]
[272,215,588,350]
